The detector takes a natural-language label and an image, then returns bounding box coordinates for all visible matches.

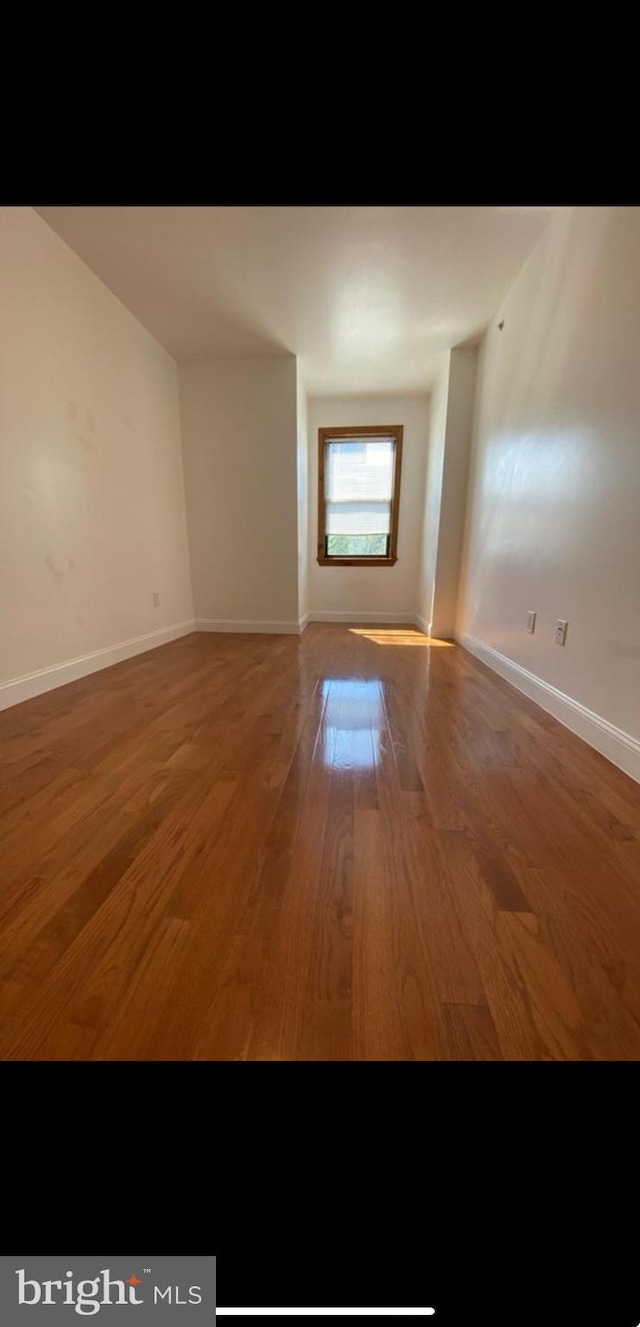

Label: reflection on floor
[321,679,384,770]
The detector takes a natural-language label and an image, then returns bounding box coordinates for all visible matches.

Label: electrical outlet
[555,619,568,646]
[526,611,536,634]
[152,592,160,608]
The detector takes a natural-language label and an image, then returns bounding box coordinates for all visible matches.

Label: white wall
[307,394,430,621]
[179,356,299,630]
[431,346,478,637]
[0,207,194,707]
[296,367,309,625]
[458,206,640,776]
[418,356,450,632]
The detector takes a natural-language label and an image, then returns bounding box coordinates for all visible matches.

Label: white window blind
[325,438,395,536]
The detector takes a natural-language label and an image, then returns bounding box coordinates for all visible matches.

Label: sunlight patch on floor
[349,628,455,647]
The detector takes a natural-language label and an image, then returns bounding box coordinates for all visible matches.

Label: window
[317,425,403,566]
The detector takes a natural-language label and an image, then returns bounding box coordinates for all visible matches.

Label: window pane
[326,500,391,535]
[326,534,389,557]
[326,439,395,503]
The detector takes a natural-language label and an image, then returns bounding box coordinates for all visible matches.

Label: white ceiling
[37,206,554,395]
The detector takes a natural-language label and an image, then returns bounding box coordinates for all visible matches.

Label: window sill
[316,556,398,567]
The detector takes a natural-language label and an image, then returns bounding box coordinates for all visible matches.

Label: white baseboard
[414,615,431,636]
[456,630,640,785]
[196,618,300,635]
[0,620,196,713]
[298,613,310,634]
[306,611,419,625]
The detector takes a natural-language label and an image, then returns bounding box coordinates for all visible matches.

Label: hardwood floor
[1,624,640,1060]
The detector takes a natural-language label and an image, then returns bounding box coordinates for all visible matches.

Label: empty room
[1,203,639,1061]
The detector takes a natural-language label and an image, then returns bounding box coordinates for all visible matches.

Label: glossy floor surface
[1,625,640,1060]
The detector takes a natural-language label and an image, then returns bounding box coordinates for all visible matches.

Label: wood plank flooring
[1,623,640,1060]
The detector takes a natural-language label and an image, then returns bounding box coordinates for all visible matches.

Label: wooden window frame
[317,424,403,567]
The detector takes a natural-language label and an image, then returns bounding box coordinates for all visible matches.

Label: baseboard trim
[195,618,300,635]
[414,615,431,636]
[298,613,310,634]
[456,630,640,785]
[0,620,196,713]
[306,611,419,625]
